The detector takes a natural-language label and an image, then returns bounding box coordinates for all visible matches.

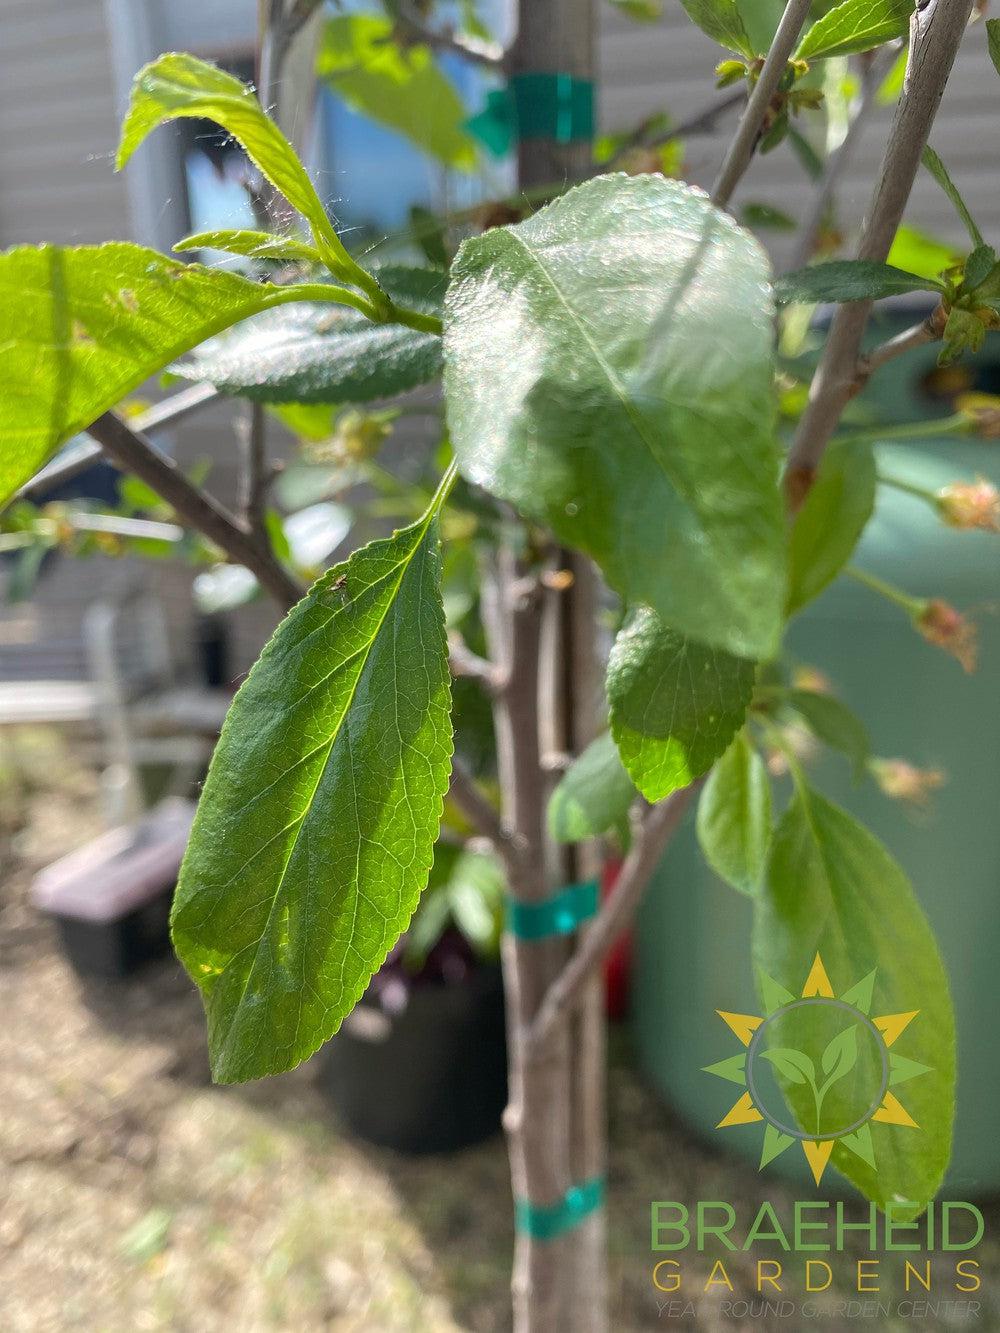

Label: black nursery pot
[316,952,507,1154]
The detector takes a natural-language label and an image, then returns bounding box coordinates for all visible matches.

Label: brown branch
[87,410,304,610]
[393,2,505,70]
[524,784,697,1056]
[448,632,502,693]
[711,0,814,209]
[237,401,272,543]
[448,756,525,879]
[15,384,220,503]
[789,41,903,271]
[785,0,975,506]
[857,305,946,381]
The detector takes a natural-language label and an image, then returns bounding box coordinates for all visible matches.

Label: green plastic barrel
[632,330,1000,1195]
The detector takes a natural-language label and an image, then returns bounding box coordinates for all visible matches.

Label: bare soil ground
[1,730,997,1332]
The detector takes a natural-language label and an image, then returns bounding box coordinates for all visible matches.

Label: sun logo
[704,953,931,1187]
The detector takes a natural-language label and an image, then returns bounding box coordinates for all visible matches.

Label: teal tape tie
[506,879,598,941]
[515,1178,605,1240]
[465,73,595,157]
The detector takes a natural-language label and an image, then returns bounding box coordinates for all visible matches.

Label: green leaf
[0,242,356,505]
[742,202,797,232]
[787,438,876,614]
[921,146,984,249]
[608,609,756,803]
[754,787,955,1208]
[118,53,356,279]
[821,1025,858,1084]
[317,15,477,170]
[609,0,663,18]
[774,261,944,305]
[784,688,871,777]
[171,499,453,1083]
[175,267,445,404]
[679,0,754,56]
[940,307,986,366]
[548,732,637,844]
[988,18,1000,79]
[795,0,912,61]
[174,229,322,265]
[444,174,786,659]
[696,732,771,895]
[759,1047,815,1086]
[960,244,998,295]
[886,225,960,282]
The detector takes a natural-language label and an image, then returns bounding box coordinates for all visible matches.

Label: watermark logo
[704,952,930,1187]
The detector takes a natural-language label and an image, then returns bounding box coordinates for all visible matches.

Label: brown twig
[785,0,975,506]
[711,0,814,209]
[606,88,745,170]
[448,631,502,693]
[448,755,525,875]
[87,411,304,609]
[393,1,505,70]
[524,785,696,1055]
[856,306,946,382]
[237,402,272,544]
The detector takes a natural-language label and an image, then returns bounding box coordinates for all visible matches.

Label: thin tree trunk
[496,4,606,1330]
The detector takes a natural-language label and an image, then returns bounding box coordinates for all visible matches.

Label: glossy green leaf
[0,242,359,505]
[174,229,322,265]
[696,732,771,895]
[921,146,984,249]
[988,18,1000,79]
[548,732,637,844]
[171,501,453,1083]
[795,0,912,61]
[176,267,445,404]
[774,261,944,305]
[787,438,876,614]
[317,15,477,170]
[679,0,754,56]
[608,608,756,802]
[445,174,786,659]
[118,53,355,278]
[754,787,955,1208]
[784,688,871,777]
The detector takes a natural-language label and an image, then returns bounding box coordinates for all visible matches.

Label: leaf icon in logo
[759,1047,816,1086]
[821,1025,859,1089]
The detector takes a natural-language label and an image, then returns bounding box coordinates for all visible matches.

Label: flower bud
[914,598,978,672]
[870,758,946,808]
[936,477,1000,532]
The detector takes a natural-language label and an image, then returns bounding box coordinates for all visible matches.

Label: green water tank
[632,331,1000,1196]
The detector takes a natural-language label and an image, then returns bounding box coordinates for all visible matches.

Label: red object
[601,857,632,1021]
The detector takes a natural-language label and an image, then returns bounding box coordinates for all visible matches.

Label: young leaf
[696,732,771,896]
[921,146,985,250]
[759,1047,816,1086]
[960,244,998,295]
[988,18,1000,80]
[118,53,357,279]
[787,438,876,614]
[444,174,786,659]
[174,229,322,265]
[795,0,912,62]
[679,0,754,56]
[318,15,477,170]
[171,498,453,1083]
[774,261,944,305]
[548,732,638,844]
[175,267,446,405]
[0,242,363,505]
[608,609,756,802]
[784,688,871,777]
[754,787,955,1208]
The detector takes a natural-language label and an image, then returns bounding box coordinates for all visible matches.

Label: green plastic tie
[514,1177,606,1240]
[506,879,598,941]
[465,73,595,157]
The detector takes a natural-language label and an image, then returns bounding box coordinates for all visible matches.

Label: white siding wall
[0,0,129,245]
